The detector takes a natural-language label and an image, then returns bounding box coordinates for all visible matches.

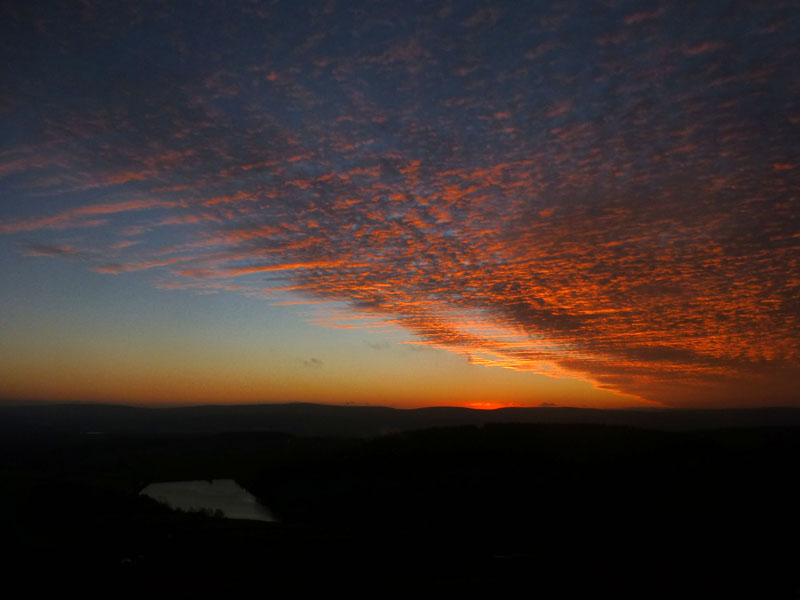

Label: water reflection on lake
[139,479,276,522]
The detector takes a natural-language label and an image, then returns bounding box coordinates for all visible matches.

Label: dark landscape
[2,0,799,596]
[3,403,799,597]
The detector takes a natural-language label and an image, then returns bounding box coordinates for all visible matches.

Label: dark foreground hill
[2,407,799,597]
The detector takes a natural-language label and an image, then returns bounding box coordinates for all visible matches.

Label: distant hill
[2,401,800,437]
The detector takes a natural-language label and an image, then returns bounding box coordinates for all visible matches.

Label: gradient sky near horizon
[1,0,798,409]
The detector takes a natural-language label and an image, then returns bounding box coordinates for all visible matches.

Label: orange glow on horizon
[464,401,521,410]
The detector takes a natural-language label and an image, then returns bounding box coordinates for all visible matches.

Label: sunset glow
[1,1,798,408]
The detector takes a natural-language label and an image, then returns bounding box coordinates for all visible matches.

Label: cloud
[0,199,180,234]
[366,341,391,351]
[22,243,79,258]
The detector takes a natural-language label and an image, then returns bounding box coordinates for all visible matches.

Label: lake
[139,479,276,522]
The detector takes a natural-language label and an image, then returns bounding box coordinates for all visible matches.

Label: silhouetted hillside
[245,422,799,533]
[2,407,799,597]
[3,402,800,437]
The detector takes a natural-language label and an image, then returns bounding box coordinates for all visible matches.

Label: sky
[1,0,798,409]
